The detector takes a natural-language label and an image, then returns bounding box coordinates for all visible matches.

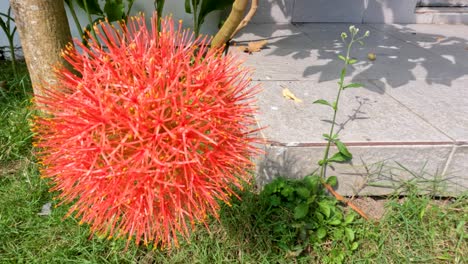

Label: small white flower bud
[341,32,348,40]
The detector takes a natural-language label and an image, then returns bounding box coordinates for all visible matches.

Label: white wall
[0,0,221,57]
[0,1,21,55]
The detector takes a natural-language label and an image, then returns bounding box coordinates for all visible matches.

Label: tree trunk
[10,0,72,98]
[211,0,248,47]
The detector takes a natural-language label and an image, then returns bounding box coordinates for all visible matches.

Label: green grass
[350,191,467,263]
[0,60,33,162]
[0,61,466,263]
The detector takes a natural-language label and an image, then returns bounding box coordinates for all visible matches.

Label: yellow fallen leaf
[238,40,268,53]
[282,87,302,103]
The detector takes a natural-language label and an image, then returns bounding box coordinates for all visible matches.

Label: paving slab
[292,0,422,24]
[235,23,468,86]
[253,81,451,144]
[234,23,468,196]
[444,146,468,194]
[235,24,374,81]
[292,0,365,23]
[233,24,319,81]
[249,0,293,24]
[367,24,468,69]
[298,23,468,86]
[257,145,453,196]
[374,79,468,142]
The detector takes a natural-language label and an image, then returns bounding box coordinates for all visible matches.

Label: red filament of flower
[33,15,261,248]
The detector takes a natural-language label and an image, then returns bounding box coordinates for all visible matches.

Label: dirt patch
[350,196,460,221]
[0,160,26,176]
[351,197,387,220]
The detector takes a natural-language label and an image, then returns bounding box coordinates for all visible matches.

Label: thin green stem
[126,0,136,19]
[0,9,18,77]
[83,0,99,44]
[192,0,200,36]
[154,0,165,32]
[7,31,17,77]
[319,36,356,179]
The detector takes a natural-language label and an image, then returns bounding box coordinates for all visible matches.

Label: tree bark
[211,0,248,47]
[10,0,72,98]
[230,0,258,39]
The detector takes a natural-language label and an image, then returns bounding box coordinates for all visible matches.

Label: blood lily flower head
[33,14,261,248]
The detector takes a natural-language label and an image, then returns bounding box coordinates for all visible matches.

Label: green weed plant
[0,7,18,77]
[65,0,136,44]
[184,0,234,36]
[258,26,370,262]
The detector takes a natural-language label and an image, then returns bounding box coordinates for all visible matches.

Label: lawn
[0,60,466,263]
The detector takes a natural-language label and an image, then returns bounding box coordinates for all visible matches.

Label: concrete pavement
[232,23,468,196]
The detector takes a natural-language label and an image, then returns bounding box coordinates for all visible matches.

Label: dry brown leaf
[238,40,268,53]
[435,36,445,42]
[282,87,302,103]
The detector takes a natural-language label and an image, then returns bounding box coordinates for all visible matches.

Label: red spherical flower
[33,15,260,248]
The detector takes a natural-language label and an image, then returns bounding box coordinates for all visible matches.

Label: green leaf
[326,176,338,187]
[296,187,311,199]
[316,227,327,240]
[335,140,352,158]
[184,0,192,13]
[154,0,165,15]
[315,211,324,223]
[419,206,426,220]
[104,0,125,21]
[338,55,346,62]
[329,219,341,225]
[343,83,363,89]
[327,152,348,163]
[0,19,6,32]
[83,17,105,31]
[294,203,309,219]
[313,99,333,108]
[322,134,338,141]
[262,182,275,195]
[280,185,294,198]
[318,159,326,166]
[76,0,103,15]
[332,229,344,240]
[306,195,316,204]
[304,175,320,191]
[344,213,355,224]
[456,220,465,236]
[348,58,358,64]
[197,0,234,30]
[350,242,359,251]
[345,227,355,242]
[318,201,331,218]
[340,68,347,80]
[270,195,281,206]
